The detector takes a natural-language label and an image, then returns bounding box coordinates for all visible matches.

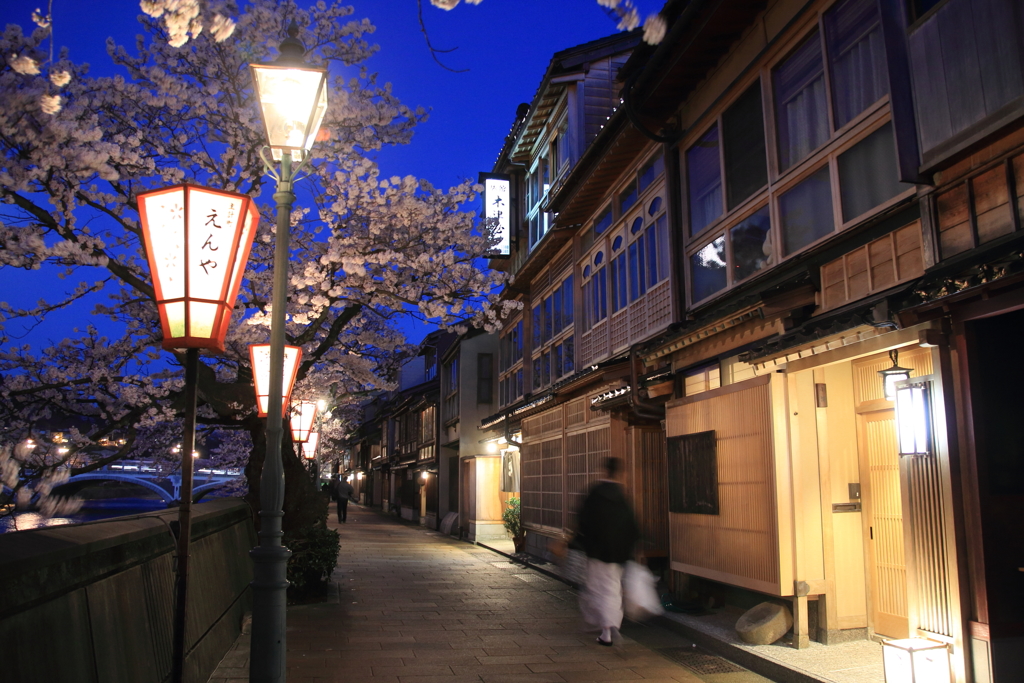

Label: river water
[0,499,170,534]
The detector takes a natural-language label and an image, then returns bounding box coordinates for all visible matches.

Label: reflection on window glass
[775,31,829,170]
[533,357,541,390]
[838,123,908,222]
[729,206,772,282]
[543,296,553,343]
[780,166,834,255]
[594,207,612,235]
[690,236,727,302]
[611,252,627,313]
[639,156,664,193]
[825,0,887,130]
[552,287,562,332]
[555,345,563,378]
[562,276,573,326]
[564,336,575,375]
[723,82,768,210]
[532,304,541,347]
[687,125,723,234]
[620,184,638,214]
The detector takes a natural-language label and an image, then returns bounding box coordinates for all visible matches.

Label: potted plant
[503,497,525,553]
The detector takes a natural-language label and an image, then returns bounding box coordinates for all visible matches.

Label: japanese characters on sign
[480,172,511,258]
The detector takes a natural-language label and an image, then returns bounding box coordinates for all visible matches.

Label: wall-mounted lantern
[881,637,950,682]
[895,382,931,457]
[290,399,318,443]
[878,349,912,401]
[249,343,302,417]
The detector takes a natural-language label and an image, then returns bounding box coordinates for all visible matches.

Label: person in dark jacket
[575,456,640,646]
[332,476,355,523]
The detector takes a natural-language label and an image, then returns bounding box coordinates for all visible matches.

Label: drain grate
[659,647,746,675]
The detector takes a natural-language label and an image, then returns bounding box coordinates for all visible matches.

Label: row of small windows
[686,0,911,305]
[532,276,574,348]
[532,336,575,391]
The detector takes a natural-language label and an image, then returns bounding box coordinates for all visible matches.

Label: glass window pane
[687,125,723,235]
[774,32,829,170]
[515,320,523,361]
[648,196,663,216]
[826,0,888,129]
[628,242,639,301]
[562,275,574,327]
[555,344,563,378]
[612,253,627,313]
[552,287,562,332]
[532,305,541,347]
[646,223,659,288]
[656,216,670,285]
[542,351,551,386]
[636,234,647,298]
[729,206,773,282]
[533,357,542,390]
[723,81,768,210]
[690,236,727,302]
[564,336,575,375]
[543,296,553,343]
[594,207,612,235]
[639,156,664,193]
[620,184,638,214]
[779,165,834,255]
[597,268,607,320]
[838,123,908,222]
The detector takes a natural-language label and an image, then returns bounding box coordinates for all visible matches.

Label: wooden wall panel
[666,376,780,594]
[820,223,924,312]
[971,166,1014,244]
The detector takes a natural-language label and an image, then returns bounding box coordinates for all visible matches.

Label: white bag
[623,560,664,621]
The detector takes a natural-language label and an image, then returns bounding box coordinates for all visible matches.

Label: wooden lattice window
[667,431,719,515]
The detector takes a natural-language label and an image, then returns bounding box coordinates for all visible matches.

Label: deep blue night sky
[0,0,661,346]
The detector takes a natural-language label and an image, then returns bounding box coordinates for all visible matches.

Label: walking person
[332,475,355,523]
[575,456,640,646]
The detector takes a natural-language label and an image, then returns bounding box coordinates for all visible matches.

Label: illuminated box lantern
[249,343,302,418]
[301,432,319,460]
[895,382,931,456]
[290,399,318,444]
[250,23,328,162]
[137,184,259,352]
[882,638,951,683]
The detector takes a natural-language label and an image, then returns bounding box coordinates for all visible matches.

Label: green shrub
[284,521,340,593]
[502,497,522,539]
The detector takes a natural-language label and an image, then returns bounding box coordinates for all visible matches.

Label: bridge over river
[52,461,244,505]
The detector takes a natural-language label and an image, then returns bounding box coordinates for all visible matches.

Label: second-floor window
[499,317,524,408]
[531,275,575,392]
[442,357,459,424]
[685,0,911,307]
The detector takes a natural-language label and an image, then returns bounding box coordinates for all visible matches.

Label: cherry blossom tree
[0,0,516,532]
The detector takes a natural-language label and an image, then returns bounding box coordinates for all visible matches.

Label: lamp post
[248,20,328,683]
[136,183,259,683]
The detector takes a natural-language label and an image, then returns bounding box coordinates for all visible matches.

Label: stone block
[735,602,793,645]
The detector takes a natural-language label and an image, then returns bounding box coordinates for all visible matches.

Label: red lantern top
[137,184,259,352]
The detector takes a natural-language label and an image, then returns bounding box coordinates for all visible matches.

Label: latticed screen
[667,430,719,515]
[565,428,609,532]
[521,442,543,527]
[541,439,563,528]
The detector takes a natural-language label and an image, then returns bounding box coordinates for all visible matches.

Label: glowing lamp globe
[250,22,328,162]
[249,343,302,418]
[137,184,259,352]
[301,432,319,460]
[290,399,318,443]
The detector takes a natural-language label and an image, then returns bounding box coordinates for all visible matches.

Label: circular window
[648,196,663,215]
[594,251,604,265]
[612,236,623,251]
[631,217,643,234]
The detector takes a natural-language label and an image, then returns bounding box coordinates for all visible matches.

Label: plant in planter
[502,497,525,553]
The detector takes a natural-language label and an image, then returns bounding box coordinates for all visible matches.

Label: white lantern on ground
[882,638,951,683]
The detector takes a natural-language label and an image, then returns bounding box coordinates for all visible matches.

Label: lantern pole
[170,347,199,683]
[250,151,297,683]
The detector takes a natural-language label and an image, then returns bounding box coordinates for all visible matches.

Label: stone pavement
[208,503,769,683]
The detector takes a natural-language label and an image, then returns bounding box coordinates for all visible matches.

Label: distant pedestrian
[575,456,640,646]
[332,476,355,523]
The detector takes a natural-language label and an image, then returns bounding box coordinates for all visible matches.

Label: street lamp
[878,349,912,401]
[248,20,328,683]
[136,183,259,683]
[249,343,303,417]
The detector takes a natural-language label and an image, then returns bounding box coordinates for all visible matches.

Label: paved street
[209,503,768,683]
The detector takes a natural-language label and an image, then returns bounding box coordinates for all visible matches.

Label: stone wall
[0,498,255,683]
